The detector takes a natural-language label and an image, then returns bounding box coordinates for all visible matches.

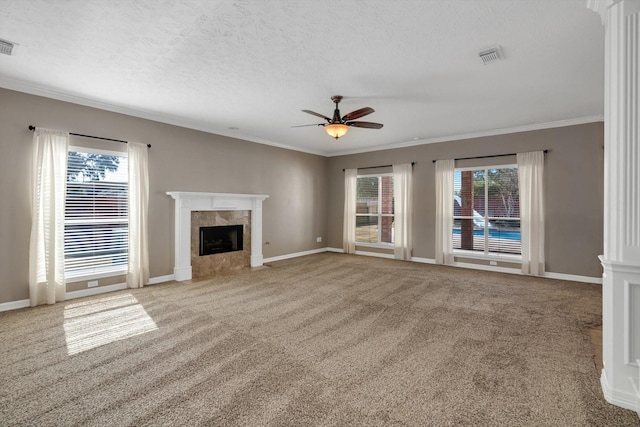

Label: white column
[588,0,640,413]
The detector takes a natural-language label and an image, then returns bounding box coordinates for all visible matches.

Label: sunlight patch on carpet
[63,293,158,355]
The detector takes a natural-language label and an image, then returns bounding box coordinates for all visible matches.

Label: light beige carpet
[0,253,638,426]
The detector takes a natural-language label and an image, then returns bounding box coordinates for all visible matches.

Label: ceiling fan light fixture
[325,123,349,139]
[298,96,381,139]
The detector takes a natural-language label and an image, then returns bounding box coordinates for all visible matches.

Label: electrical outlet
[88,280,99,288]
[316,237,322,243]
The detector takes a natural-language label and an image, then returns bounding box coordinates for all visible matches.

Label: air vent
[478,46,502,65]
[0,38,16,56]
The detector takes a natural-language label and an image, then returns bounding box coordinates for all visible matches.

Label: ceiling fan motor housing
[331,95,343,123]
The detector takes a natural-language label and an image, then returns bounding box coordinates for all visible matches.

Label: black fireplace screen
[199,225,244,256]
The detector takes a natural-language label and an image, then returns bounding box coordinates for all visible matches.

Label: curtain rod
[28,126,151,148]
[342,162,415,172]
[432,149,547,163]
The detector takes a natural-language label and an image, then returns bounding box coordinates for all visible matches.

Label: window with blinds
[453,166,521,256]
[356,174,394,244]
[65,147,128,280]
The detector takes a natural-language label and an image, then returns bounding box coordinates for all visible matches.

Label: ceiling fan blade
[342,107,374,121]
[291,123,323,128]
[347,121,383,129]
[302,110,331,121]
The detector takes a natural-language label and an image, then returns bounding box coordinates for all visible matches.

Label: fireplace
[199,225,243,256]
[166,192,269,281]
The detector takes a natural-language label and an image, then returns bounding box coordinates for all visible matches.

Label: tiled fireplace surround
[167,192,269,281]
[191,210,251,277]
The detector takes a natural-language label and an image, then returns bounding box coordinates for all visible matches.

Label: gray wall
[0,86,604,304]
[327,123,604,278]
[0,88,328,303]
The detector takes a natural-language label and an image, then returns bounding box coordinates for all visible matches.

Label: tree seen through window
[453,167,521,255]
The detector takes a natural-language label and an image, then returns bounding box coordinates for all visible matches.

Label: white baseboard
[266,247,396,261]
[601,369,640,413]
[0,274,176,313]
[411,257,436,264]
[543,271,602,284]
[321,249,602,284]
[0,254,602,312]
[0,299,30,312]
[148,274,175,285]
[263,248,328,263]
[451,261,602,284]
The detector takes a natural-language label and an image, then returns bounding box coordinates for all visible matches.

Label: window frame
[452,164,522,261]
[64,145,129,283]
[355,172,394,248]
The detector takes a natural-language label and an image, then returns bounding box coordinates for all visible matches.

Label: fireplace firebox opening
[199,225,244,256]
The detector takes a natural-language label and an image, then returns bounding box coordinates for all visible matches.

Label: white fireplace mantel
[166,192,269,281]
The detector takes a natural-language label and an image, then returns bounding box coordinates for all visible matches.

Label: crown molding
[0,77,326,156]
[325,115,604,157]
[1,77,603,159]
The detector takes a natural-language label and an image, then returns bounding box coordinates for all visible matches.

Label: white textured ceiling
[0,0,604,156]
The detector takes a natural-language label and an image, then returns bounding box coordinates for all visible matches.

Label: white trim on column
[166,192,269,281]
[588,0,640,414]
[634,360,640,417]
[625,281,640,366]
[601,368,640,412]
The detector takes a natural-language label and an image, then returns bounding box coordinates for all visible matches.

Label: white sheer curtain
[393,163,413,260]
[435,159,455,265]
[343,168,357,254]
[127,142,150,288]
[29,128,69,306]
[517,151,545,275]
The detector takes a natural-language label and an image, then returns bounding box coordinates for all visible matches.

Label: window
[65,147,128,281]
[453,166,521,256]
[356,174,394,245]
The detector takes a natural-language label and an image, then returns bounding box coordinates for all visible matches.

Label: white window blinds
[64,148,128,280]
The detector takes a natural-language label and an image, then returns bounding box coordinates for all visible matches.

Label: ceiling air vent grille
[479,46,502,65]
[0,39,15,56]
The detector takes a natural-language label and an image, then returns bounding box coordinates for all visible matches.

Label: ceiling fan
[294,95,383,139]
